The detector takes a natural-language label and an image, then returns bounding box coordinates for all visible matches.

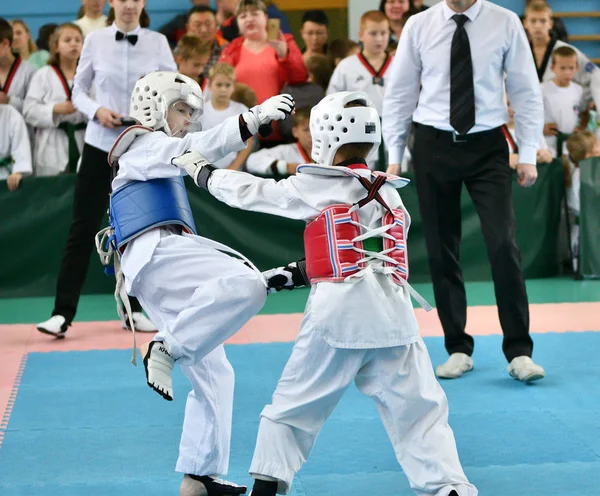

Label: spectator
[0,18,36,114]
[299,10,329,64]
[413,0,428,12]
[185,6,228,77]
[215,0,238,26]
[523,1,600,111]
[23,23,87,176]
[378,0,416,43]
[564,131,600,272]
[0,103,32,190]
[202,62,254,169]
[279,53,332,142]
[522,0,568,43]
[10,20,38,64]
[231,81,257,107]
[174,34,212,89]
[504,95,552,170]
[541,46,586,157]
[32,24,58,69]
[35,0,176,338]
[219,0,306,142]
[328,38,359,67]
[74,0,107,38]
[246,107,312,177]
[218,0,292,43]
[159,0,211,47]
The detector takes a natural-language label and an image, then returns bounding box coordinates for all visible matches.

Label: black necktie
[115,31,138,46]
[450,14,475,135]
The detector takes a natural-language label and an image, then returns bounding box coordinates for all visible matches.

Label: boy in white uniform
[0,18,36,114]
[103,71,295,496]
[0,103,32,190]
[541,46,586,158]
[173,91,477,496]
[246,107,312,177]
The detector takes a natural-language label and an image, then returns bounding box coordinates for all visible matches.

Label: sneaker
[122,312,157,332]
[140,340,174,401]
[180,475,247,496]
[507,356,545,383]
[435,353,474,379]
[36,315,69,339]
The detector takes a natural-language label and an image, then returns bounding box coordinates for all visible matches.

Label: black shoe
[186,475,247,495]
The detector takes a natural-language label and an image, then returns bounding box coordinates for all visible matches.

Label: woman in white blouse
[37,0,176,337]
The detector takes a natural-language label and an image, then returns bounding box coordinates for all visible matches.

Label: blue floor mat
[2,333,600,495]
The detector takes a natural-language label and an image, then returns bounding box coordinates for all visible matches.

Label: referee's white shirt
[382,0,543,166]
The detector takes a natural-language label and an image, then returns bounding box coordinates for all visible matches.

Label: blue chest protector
[109,176,197,249]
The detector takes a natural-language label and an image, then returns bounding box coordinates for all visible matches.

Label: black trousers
[412,124,533,362]
[52,143,142,323]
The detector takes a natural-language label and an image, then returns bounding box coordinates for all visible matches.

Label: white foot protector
[507,356,545,383]
[180,474,247,496]
[435,352,474,379]
[123,312,157,332]
[36,315,69,339]
[140,340,175,401]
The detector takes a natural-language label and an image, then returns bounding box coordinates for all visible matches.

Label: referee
[382,0,546,382]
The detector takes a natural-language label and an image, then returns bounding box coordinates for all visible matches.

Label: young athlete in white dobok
[171,91,478,496]
[98,70,298,496]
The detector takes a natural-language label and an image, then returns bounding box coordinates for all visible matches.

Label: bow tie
[115,31,138,46]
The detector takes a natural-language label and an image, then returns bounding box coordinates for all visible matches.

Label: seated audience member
[300,10,329,64]
[202,62,254,169]
[522,0,568,43]
[0,18,36,114]
[379,0,415,43]
[505,96,553,169]
[564,131,600,272]
[74,0,107,38]
[23,23,87,176]
[218,0,292,42]
[186,6,227,77]
[328,38,360,67]
[0,103,32,190]
[231,81,257,108]
[246,107,312,177]
[32,24,58,69]
[219,0,306,143]
[542,46,586,158]
[175,34,212,90]
[159,0,211,47]
[279,53,333,142]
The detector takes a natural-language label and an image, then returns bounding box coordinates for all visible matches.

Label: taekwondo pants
[249,317,478,496]
[131,232,267,476]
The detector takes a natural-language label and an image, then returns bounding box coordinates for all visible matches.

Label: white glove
[242,94,295,135]
[171,150,216,189]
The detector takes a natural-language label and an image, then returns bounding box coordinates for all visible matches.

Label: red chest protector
[302,165,409,285]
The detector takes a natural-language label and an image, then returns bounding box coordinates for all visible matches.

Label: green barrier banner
[579,157,600,278]
[0,161,564,298]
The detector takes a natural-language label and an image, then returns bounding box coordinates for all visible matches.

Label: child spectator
[542,46,586,158]
[328,38,359,67]
[24,23,87,176]
[202,62,254,169]
[0,103,32,190]
[0,18,35,114]
[246,107,312,177]
[231,81,257,108]
[175,34,212,91]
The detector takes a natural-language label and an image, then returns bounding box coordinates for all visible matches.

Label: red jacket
[219,34,308,91]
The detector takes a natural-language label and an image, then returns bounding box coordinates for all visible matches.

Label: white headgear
[129,71,204,137]
[310,91,381,167]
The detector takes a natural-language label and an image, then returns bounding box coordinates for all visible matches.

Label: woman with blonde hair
[10,20,47,69]
[23,23,87,176]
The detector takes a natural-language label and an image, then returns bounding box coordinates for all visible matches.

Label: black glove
[263,259,309,294]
